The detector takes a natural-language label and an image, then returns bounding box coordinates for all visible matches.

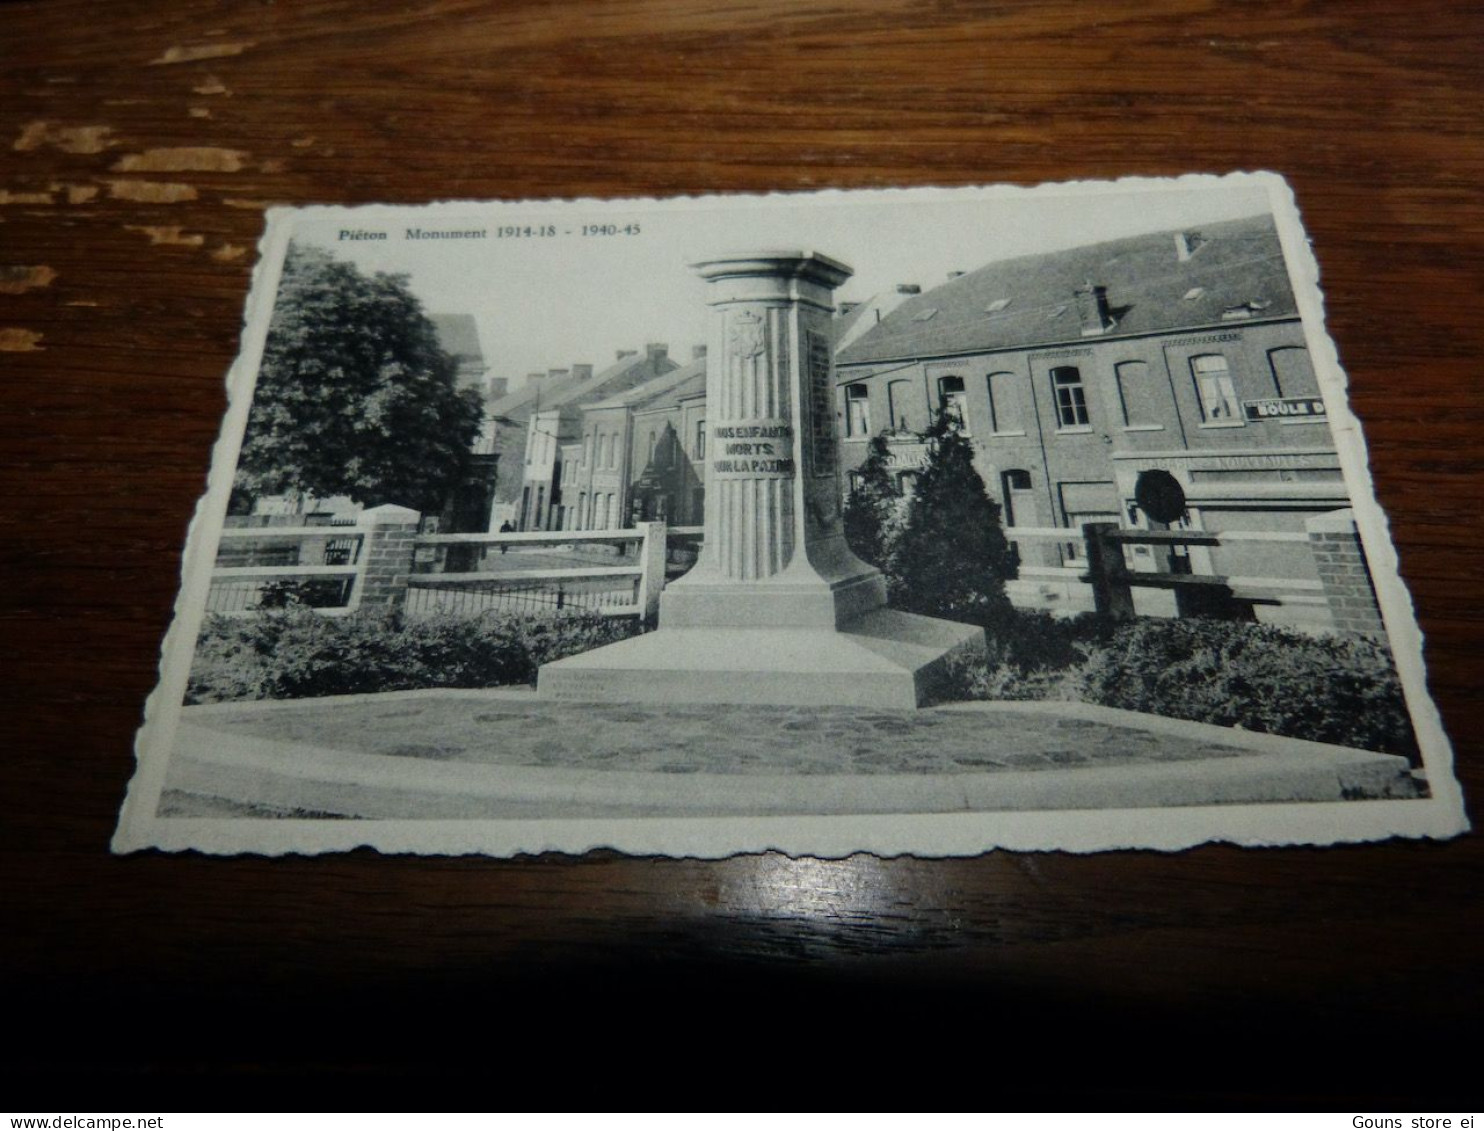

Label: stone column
[536,249,984,709]
[661,251,886,630]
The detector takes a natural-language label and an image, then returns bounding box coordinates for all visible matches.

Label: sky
[287,179,1277,388]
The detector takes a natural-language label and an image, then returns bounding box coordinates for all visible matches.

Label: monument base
[537,608,986,709]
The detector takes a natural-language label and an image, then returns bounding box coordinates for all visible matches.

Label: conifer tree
[888,410,1017,628]
[842,432,902,572]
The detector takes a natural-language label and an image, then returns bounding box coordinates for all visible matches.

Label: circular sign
[1134,469,1187,524]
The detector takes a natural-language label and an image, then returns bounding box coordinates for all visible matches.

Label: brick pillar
[1305,509,1386,638]
[354,504,422,614]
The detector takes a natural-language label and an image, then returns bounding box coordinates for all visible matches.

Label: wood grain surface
[3,0,1480,1104]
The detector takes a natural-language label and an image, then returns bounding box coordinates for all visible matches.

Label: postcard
[112,173,1468,856]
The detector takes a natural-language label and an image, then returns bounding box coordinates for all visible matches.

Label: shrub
[888,412,1017,629]
[842,433,905,572]
[1078,618,1419,759]
[937,610,1109,703]
[186,608,638,704]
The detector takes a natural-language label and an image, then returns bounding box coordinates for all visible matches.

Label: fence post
[1305,508,1386,638]
[634,521,668,628]
[1083,521,1135,620]
[353,504,422,614]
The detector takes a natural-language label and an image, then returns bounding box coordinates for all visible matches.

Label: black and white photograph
[112,174,1468,857]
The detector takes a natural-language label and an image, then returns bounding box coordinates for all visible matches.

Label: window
[583,432,593,466]
[937,375,968,432]
[1268,346,1318,397]
[1191,353,1240,423]
[696,418,706,458]
[647,429,657,466]
[1051,366,1089,428]
[1114,360,1151,426]
[845,384,871,437]
[1058,481,1120,563]
[1000,469,1032,528]
[888,380,916,433]
[986,371,1020,433]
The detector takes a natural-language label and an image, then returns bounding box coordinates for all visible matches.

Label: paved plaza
[159,689,1422,820]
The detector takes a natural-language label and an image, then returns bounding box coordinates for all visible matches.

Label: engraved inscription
[806,330,836,474]
[711,421,795,478]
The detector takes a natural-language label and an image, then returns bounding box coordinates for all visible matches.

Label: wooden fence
[406,524,668,623]
[205,506,1381,637]
[206,506,675,624]
[207,524,367,615]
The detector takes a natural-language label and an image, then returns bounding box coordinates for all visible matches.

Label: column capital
[689,250,853,292]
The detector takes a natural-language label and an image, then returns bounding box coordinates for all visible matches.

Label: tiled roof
[556,351,679,410]
[486,371,585,422]
[489,350,677,422]
[589,356,707,412]
[836,214,1296,367]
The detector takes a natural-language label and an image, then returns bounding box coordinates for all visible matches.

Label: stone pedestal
[538,250,984,708]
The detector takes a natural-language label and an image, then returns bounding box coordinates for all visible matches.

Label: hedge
[1078,617,1418,759]
[186,608,638,704]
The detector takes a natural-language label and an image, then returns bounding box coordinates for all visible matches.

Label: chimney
[486,376,509,400]
[570,364,594,382]
[547,367,569,382]
[896,284,921,295]
[526,371,546,387]
[692,344,708,360]
[645,342,668,363]
[1175,231,1205,262]
[1074,283,1113,336]
[616,349,638,361]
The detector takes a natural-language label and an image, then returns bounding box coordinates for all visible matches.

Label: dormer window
[985,298,1011,313]
[1182,287,1205,301]
[1221,299,1272,321]
[912,308,938,322]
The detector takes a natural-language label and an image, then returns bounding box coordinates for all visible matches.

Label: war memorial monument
[538,250,986,708]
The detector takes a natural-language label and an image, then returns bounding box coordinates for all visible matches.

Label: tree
[842,432,904,571]
[887,410,1017,628]
[235,244,484,514]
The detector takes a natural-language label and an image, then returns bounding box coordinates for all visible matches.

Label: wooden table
[3,0,1480,1104]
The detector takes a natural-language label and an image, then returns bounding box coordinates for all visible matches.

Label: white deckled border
[112,172,1469,858]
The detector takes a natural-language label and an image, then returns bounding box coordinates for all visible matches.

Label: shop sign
[1243,396,1326,421]
[885,442,930,470]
